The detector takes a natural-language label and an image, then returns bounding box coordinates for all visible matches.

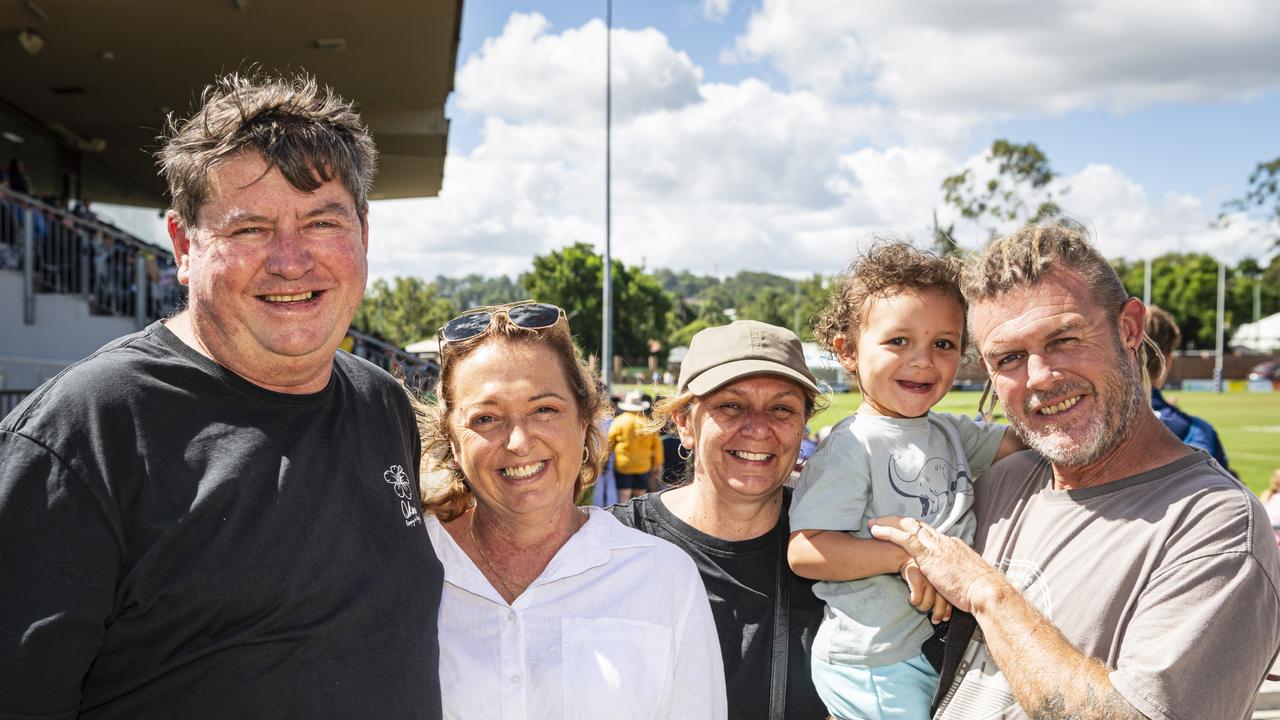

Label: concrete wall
[0,269,138,389]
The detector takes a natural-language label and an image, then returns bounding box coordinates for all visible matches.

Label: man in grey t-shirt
[872,225,1280,719]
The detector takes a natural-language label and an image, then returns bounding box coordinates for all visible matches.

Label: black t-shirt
[0,322,443,719]
[610,489,827,720]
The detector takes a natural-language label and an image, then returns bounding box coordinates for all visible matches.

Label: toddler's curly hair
[813,240,967,358]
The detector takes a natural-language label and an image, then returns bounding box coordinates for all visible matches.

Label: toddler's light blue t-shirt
[790,411,1005,667]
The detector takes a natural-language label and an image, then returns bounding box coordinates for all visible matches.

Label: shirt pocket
[561,616,674,720]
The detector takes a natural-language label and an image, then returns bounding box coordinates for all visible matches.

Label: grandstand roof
[0,0,461,207]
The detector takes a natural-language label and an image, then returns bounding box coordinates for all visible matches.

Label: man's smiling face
[170,151,368,388]
[971,269,1146,469]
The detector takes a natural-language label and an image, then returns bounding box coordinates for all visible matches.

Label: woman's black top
[610,488,827,720]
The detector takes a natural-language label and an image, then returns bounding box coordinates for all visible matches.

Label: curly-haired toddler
[788,241,1022,719]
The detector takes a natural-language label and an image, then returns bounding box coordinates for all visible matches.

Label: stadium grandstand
[0,0,463,410]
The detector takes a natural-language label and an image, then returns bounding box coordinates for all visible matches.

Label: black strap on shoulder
[611,494,652,533]
[768,518,790,720]
[931,610,977,715]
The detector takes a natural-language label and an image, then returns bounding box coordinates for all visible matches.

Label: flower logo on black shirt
[383,464,422,527]
[384,465,413,499]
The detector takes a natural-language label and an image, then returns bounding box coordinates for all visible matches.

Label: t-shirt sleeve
[0,430,120,718]
[937,412,1007,477]
[789,429,870,532]
[1109,549,1280,720]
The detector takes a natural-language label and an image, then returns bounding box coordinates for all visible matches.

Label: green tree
[433,273,525,308]
[941,139,1064,240]
[652,268,720,299]
[929,209,961,257]
[519,242,673,363]
[1223,158,1280,249]
[1116,253,1244,350]
[351,276,457,347]
[732,273,828,341]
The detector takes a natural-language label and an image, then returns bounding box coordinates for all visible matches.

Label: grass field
[814,390,1280,495]
[620,384,1280,495]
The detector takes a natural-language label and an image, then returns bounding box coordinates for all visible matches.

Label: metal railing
[0,187,185,324]
[1,389,31,417]
[346,332,439,393]
[0,186,434,389]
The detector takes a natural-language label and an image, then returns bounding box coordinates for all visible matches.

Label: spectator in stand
[73,197,97,222]
[1144,305,1231,472]
[609,389,664,501]
[0,168,19,270]
[7,158,30,195]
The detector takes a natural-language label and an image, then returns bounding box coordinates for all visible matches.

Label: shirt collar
[426,507,657,603]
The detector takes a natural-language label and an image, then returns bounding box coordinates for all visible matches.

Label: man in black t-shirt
[0,72,443,719]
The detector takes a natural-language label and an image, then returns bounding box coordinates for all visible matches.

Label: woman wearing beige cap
[611,320,828,720]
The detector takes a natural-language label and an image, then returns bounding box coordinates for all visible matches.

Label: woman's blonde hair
[416,311,608,520]
[1262,468,1280,504]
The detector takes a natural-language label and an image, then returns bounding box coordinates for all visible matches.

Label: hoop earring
[582,446,590,465]
[677,444,693,461]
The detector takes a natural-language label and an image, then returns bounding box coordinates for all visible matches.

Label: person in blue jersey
[1143,304,1231,472]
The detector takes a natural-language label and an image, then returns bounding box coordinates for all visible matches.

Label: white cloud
[1005,163,1274,263]
[728,0,1280,114]
[702,0,732,22]
[454,13,702,126]
[364,9,1278,289]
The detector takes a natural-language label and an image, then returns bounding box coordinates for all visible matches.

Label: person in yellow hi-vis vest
[609,390,664,502]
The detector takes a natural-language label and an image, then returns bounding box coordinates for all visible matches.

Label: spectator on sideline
[610,389,664,501]
[0,72,444,718]
[873,224,1280,719]
[1143,304,1231,472]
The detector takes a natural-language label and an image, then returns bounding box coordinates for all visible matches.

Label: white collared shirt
[426,507,727,720]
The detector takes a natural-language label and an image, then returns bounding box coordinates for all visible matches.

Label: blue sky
[104,1,1280,280]
[455,1,1280,201]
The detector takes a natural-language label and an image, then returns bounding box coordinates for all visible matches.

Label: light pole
[1213,259,1225,393]
[1143,257,1152,306]
[601,0,614,389]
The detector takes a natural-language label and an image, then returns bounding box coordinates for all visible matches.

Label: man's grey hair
[156,70,377,229]
[961,224,1129,319]
[963,223,1162,386]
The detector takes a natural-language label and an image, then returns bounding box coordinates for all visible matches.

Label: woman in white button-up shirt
[417,302,727,720]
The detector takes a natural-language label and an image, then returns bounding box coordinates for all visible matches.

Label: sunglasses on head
[437,301,566,344]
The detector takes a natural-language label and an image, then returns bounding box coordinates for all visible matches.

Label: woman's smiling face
[675,374,808,502]
[448,339,587,520]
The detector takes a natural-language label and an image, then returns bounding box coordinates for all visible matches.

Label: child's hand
[899,558,952,624]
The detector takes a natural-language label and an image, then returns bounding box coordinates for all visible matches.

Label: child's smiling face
[838,287,965,419]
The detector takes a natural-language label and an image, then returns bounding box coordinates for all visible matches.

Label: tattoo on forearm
[1030,684,1144,720]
